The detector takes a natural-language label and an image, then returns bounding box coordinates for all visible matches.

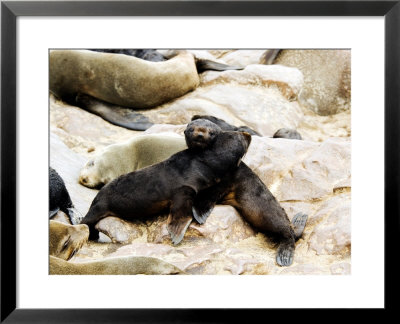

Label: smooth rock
[275,49,351,115]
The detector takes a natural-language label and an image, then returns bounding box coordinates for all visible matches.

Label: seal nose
[80,177,88,184]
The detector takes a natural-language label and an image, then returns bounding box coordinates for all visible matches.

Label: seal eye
[61,237,71,252]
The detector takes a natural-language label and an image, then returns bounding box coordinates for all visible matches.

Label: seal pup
[49,220,89,261]
[79,133,187,189]
[49,167,83,225]
[186,119,307,266]
[80,120,251,245]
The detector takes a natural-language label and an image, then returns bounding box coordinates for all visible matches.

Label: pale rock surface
[275,49,351,115]
[220,50,271,66]
[138,64,304,137]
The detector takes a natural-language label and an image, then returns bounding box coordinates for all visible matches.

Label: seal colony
[80,119,251,245]
[78,118,307,266]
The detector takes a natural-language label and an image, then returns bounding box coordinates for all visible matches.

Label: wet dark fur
[191,115,261,136]
[80,123,251,244]
[49,167,75,222]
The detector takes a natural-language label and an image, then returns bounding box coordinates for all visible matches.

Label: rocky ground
[50,49,351,275]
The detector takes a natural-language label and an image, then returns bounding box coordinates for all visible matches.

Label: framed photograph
[1,0,398,321]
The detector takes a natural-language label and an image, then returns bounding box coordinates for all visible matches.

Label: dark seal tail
[196,59,244,73]
[276,212,308,266]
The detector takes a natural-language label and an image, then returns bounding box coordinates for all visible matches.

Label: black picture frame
[1,0,398,322]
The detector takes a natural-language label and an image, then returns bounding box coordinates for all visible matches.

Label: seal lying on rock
[49,220,89,261]
[50,50,243,131]
[49,167,83,224]
[79,133,187,189]
[80,120,251,245]
[50,255,182,275]
[185,119,307,266]
[50,50,200,109]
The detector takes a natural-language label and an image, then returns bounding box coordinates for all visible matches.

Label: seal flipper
[276,213,307,266]
[49,208,60,218]
[192,206,212,225]
[196,59,244,73]
[276,241,295,267]
[75,93,154,131]
[167,187,196,245]
[167,214,193,245]
[66,207,84,225]
[292,212,308,239]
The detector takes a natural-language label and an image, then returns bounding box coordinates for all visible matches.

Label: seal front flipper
[167,214,193,245]
[192,206,212,225]
[167,187,196,245]
[192,191,217,224]
[292,212,308,239]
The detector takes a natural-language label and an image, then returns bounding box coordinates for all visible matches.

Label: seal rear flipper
[196,59,244,73]
[292,212,308,240]
[75,93,154,131]
[276,240,295,267]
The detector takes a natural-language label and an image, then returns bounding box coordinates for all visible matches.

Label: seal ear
[241,132,252,147]
[191,115,201,121]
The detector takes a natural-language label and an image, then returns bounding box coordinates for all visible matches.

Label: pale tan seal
[49,220,89,260]
[79,133,187,188]
[49,50,200,109]
[49,255,183,275]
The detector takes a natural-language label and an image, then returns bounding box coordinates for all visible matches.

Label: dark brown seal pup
[80,120,251,245]
[186,119,307,266]
[49,167,82,225]
[192,164,307,266]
